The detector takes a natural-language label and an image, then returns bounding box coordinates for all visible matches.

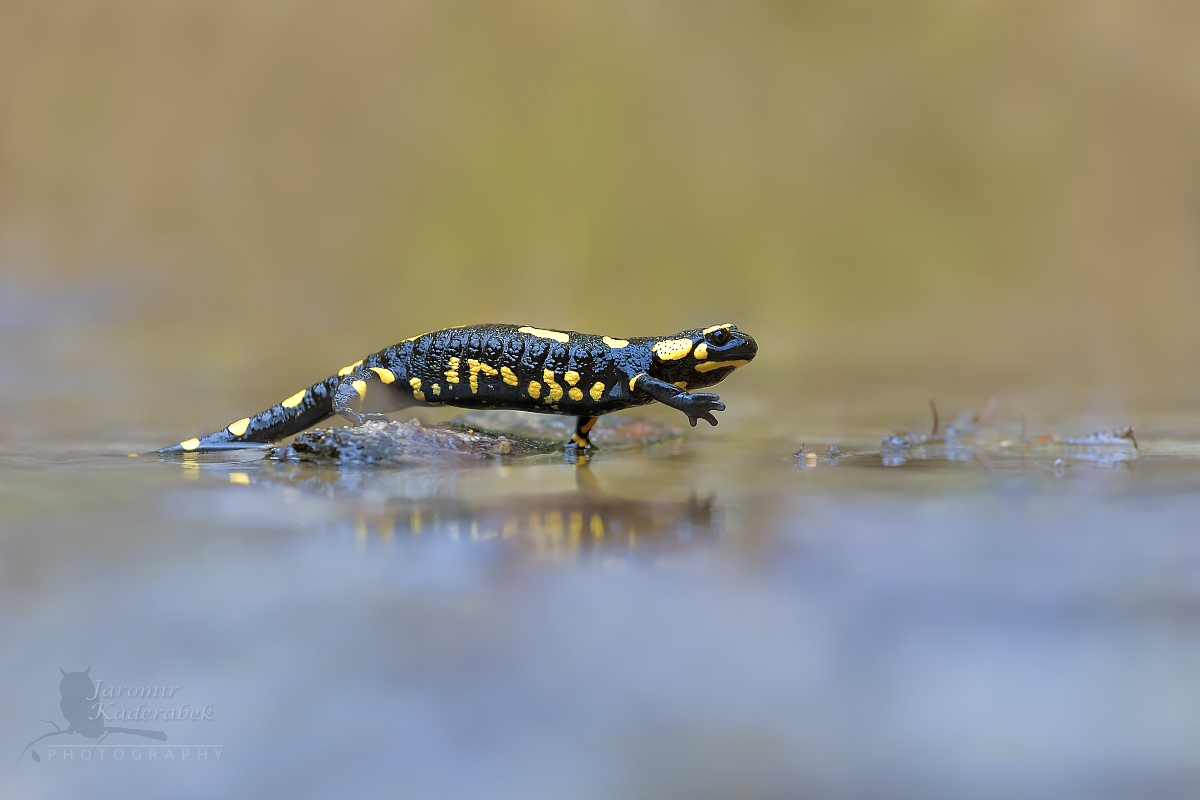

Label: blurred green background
[2,1,1198,436]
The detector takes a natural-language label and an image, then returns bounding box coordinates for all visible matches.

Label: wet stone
[448,410,681,448]
[269,411,682,466]
[269,420,539,466]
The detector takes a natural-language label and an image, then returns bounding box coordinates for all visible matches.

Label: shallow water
[5,388,1200,799]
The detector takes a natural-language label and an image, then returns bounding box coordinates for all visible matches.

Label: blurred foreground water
[5,360,1200,799]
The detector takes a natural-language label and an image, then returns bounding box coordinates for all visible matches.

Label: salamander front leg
[629,373,725,427]
[332,367,416,426]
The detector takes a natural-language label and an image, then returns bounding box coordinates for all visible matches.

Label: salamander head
[647,324,758,389]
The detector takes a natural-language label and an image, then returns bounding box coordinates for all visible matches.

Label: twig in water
[979,396,998,426]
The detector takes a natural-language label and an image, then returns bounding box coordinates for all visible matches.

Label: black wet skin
[160,324,758,452]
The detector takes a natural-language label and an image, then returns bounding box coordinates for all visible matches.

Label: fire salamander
[160,323,758,453]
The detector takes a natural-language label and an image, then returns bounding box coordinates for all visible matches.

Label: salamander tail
[158,375,342,453]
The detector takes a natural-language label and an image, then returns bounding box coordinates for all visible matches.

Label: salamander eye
[705,328,731,347]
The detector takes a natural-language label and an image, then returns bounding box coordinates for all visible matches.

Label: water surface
[5,389,1200,799]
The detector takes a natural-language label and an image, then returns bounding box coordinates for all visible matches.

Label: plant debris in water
[873,399,1139,469]
[881,397,997,452]
[1052,426,1138,448]
[269,412,682,466]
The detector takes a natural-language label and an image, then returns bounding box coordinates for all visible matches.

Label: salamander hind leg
[568,416,599,450]
[333,367,419,426]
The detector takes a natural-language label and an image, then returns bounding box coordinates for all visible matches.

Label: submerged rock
[269,411,682,466]
[270,420,532,466]
[448,410,681,448]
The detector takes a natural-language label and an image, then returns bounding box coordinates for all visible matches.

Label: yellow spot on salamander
[564,370,580,386]
[674,381,688,389]
[444,356,460,384]
[467,359,499,394]
[528,381,542,400]
[432,383,441,396]
[180,438,200,451]
[227,417,251,437]
[409,377,421,390]
[652,338,693,361]
[693,342,708,360]
[590,381,605,401]
[229,472,250,485]
[501,366,519,386]
[568,387,583,401]
[602,336,629,348]
[518,326,570,343]
[281,389,307,408]
[694,359,751,373]
[413,389,425,401]
[543,369,563,403]
[352,380,368,400]
[337,360,363,377]
[629,374,644,392]
[703,323,733,334]
[370,367,395,384]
